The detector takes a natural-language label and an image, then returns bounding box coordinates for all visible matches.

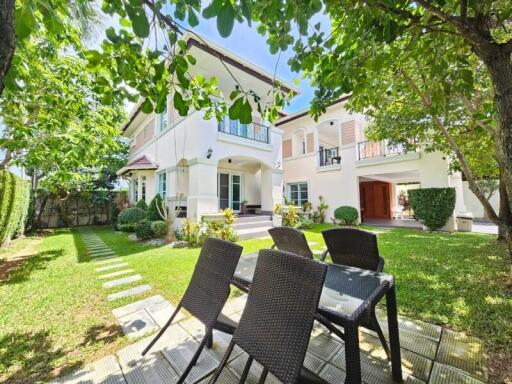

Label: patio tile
[376,309,442,342]
[318,363,347,383]
[96,263,129,272]
[429,363,486,384]
[145,300,185,328]
[99,269,134,279]
[304,352,327,374]
[50,354,125,384]
[221,295,247,315]
[112,295,166,318]
[383,327,438,360]
[107,285,152,301]
[117,340,178,384]
[436,329,488,382]
[94,257,123,265]
[103,274,142,288]
[226,353,280,384]
[307,331,343,361]
[118,309,159,338]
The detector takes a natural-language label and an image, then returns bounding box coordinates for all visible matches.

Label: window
[288,182,308,206]
[156,105,168,133]
[133,178,139,202]
[141,176,147,201]
[158,172,167,198]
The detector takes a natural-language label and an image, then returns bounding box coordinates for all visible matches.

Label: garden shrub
[298,217,313,229]
[334,206,359,225]
[0,170,31,246]
[135,221,154,239]
[111,204,120,224]
[135,199,148,211]
[117,207,146,225]
[408,188,456,230]
[282,204,299,227]
[151,220,168,238]
[148,194,164,221]
[180,209,238,246]
[119,223,138,232]
[180,218,201,246]
[312,195,328,223]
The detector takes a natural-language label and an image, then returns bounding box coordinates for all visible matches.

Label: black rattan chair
[142,237,243,384]
[208,249,328,384]
[320,227,390,359]
[268,227,313,259]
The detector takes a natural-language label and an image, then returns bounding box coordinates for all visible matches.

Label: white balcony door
[218,173,242,212]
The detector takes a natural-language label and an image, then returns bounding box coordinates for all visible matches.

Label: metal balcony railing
[218,119,270,144]
[357,140,416,160]
[318,147,341,167]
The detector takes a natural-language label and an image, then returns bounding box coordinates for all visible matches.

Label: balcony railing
[318,147,341,167]
[218,119,270,144]
[357,140,415,160]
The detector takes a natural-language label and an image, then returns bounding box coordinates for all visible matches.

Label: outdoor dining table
[232,252,403,384]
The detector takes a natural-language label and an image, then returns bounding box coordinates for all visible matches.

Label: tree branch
[0,149,12,169]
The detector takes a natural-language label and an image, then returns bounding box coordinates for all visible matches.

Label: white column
[261,166,283,213]
[450,172,467,214]
[186,158,219,221]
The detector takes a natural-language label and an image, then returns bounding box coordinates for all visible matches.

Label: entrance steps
[233,215,273,240]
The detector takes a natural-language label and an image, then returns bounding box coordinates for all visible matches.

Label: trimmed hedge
[334,206,359,225]
[151,220,168,238]
[117,207,146,225]
[408,188,456,230]
[135,221,154,239]
[147,194,164,221]
[0,170,31,246]
[135,199,148,211]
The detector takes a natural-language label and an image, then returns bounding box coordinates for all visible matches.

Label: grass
[0,224,510,382]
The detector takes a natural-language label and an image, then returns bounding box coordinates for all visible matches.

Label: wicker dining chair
[208,249,329,384]
[268,227,314,259]
[141,237,243,384]
[320,227,390,358]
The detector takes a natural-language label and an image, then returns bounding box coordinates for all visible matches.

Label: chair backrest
[322,227,384,271]
[268,227,313,259]
[180,237,243,328]
[233,249,327,384]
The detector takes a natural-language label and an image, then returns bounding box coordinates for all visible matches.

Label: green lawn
[0,224,510,383]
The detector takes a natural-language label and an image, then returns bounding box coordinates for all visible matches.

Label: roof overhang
[116,155,158,176]
[275,95,352,126]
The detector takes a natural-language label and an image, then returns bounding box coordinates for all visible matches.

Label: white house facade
[118,34,297,225]
[277,98,499,228]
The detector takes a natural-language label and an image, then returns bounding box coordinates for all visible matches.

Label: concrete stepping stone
[92,254,118,260]
[99,269,135,279]
[94,257,122,265]
[430,362,486,384]
[107,285,151,301]
[145,300,184,328]
[96,263,129,272]
[112,295,167,318]
[50,354,126,384]
[89,250,116,256]
[118,309,159,339]
[87,246,111,251]
[436,329,488,381]
[103,274,142,288]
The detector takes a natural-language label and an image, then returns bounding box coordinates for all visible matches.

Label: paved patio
[51,294,488,384]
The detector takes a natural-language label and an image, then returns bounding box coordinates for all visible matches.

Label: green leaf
[141,98,153,113]
[15,5,37,39]
[173,92,189,116]
[188,9,199,27]
[229,97,244,119]
[239,99,252,124]
[203,0,221,19]
[125,4,149,38]
[217,2,235,38]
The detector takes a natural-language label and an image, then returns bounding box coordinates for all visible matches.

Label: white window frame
[287,182,309,206]
[157,172,167,199]
[156,105,168,133]
[141,176,147,202]
[133,178,139,202]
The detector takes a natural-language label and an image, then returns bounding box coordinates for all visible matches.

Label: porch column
[261,167,283,213]
[187,158,219,221]
[450,172,467,214]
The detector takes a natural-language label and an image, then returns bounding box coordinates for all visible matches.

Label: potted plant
[240,200,248,214]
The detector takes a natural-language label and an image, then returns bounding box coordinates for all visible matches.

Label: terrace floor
[52,294,488,384]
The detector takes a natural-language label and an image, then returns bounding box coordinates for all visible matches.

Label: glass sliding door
[218,172,242,212]
[219,173,229,210]
[231,175,241,211]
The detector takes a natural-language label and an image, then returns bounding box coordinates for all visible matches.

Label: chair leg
[142,304,182,356]
[206,326,213,349]
[209,340,235,384]
[257,368,268,384]
[177,329,212,384]
[239,356,253,384]
[371,310,391,360]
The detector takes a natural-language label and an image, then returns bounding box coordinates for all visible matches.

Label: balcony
[357,140,416,161]
[318,146,341,167]
[218,118,270,144]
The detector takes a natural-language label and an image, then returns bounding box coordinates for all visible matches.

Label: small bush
[135,221,154,239]
[151,220,168,238]
[135,199,148,211]
[334,206,359,225]
[111,204,121,224]
[408,188,456,230]
[119,223,138,232]
[298,217,314,229]
[282,204,299,227]
[117,207,146,225]
[148,194,164,221]
[180,219,201,246]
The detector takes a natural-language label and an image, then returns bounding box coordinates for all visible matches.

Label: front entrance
[359,181,391,219]
[218,173,241,211]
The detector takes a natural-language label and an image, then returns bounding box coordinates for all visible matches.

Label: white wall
[462,181,500,219]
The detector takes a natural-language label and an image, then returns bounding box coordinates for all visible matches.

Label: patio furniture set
[143,227,403,384]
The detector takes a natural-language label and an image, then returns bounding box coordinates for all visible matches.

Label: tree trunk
[0,0,16,96]
[498,175,512,242]
[36,194,49,230]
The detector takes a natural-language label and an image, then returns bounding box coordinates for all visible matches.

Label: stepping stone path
[80,230,183,340]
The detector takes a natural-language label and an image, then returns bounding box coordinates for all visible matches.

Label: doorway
[359,181,391,219]
[218,173,242,212]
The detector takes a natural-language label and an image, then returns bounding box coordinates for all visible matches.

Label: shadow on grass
[80,323,123,348]
[0,330,83,383]
[0,249,63,286]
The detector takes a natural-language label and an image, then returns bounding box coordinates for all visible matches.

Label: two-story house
[277,97,499,229]
[117,33,298,237]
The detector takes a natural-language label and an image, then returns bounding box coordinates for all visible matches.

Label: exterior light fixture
[206,147,213,159]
